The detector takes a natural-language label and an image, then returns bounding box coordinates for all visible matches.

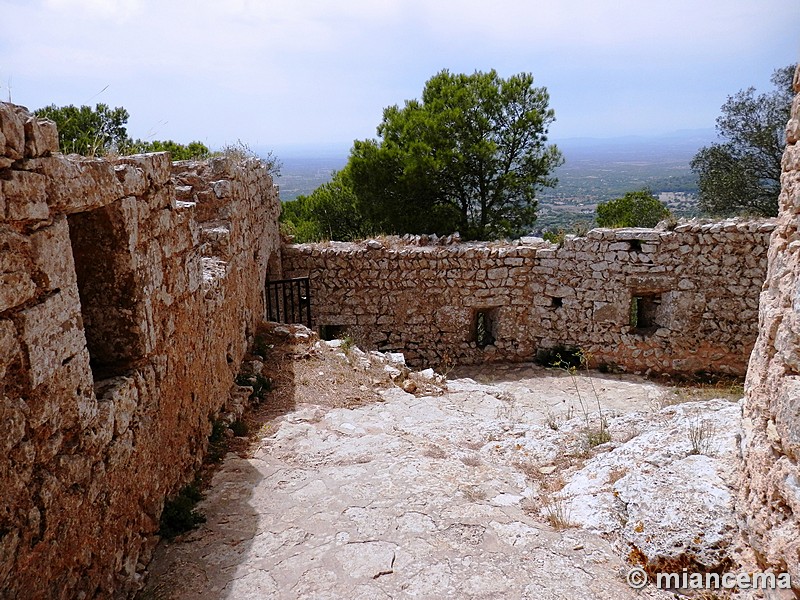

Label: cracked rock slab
[141,367,719,599]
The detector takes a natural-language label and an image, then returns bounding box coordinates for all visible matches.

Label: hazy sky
[0,0,797,153]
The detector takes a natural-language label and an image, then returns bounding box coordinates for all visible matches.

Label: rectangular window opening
[625,239,643,252]
[67,205,146,380]
[474,308,497,348]
[630,293,661,333]
[319,324,347,341]
[551,297,563,308]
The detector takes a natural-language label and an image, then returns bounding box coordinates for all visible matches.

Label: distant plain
[270,129,714,233]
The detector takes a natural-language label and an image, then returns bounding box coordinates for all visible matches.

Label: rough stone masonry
[1,65,799,598]
[739,63,800,586]
[0,102,281,598]
[282,220,774,376]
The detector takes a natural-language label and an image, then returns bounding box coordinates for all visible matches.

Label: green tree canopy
[34,103,130,156]
[350,69,563,240]
[595,189,671,228]
[129,139,210,160]
[691,65,795,217]
[281,168,374,242]
[33,103,209,160]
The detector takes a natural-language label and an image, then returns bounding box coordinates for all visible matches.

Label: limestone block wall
[283,221,773,375]
[739,66,800,584]
[0,102,281,598]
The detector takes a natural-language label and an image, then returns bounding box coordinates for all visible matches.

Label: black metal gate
[265,277,312,328]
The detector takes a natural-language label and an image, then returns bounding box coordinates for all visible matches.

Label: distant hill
[272,155,347,201]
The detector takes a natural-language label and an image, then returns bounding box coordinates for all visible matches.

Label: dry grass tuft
[656,376,745,409]
[424,445,448,459]
[460,454,482,467]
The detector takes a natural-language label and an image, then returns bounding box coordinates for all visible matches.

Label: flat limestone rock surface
[141,364,741,599]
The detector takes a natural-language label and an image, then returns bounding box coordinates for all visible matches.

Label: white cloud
[0,0,796,145]
[43,0,142,21]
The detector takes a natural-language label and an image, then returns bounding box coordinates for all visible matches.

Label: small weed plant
[545,405,575,431]
[206,419,228,463]
[688,418,717,455]
[540,493,576,530]
[159,481,206,539]
[340,335,355,353]
[551,348,611,448]
[437,351,455,380]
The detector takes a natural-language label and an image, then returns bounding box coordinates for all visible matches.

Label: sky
[0,0,798,155]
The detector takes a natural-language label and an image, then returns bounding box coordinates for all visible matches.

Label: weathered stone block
[0,102,25,159]
[0,271,36,313]
[0,395,27,454]
[783,143,800,172]
[212,179,233,199]
[29,215,77,292]
[2,170,49,221]
[116,152,172,187]
[0,319,20,383]
[23,116,58,158]
[22,154,124,213]
[114,163,148,197]
[0,227,36,312]
[15,291,87,388]
[97,376,139,437]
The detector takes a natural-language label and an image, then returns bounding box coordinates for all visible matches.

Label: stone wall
[0,102,281,598]
[739,66,800,584]
[283,221,773,375]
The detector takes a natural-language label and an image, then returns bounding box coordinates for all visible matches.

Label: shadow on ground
[139,323,302,600]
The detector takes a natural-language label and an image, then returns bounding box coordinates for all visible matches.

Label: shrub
[159,482,206,539]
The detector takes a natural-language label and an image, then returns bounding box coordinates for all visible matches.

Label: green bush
[159,482,206,539]
[596,189,670,228]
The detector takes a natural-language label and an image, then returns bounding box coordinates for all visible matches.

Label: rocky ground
[139,325,768,600]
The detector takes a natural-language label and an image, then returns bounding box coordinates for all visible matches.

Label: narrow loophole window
[475,309,496,348]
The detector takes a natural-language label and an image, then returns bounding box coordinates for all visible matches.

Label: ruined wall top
[284,217,773,375]
[288,217,774,254]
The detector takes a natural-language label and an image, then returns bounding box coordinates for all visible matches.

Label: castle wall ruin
[0,102,281,598]
[739,65,800,583]
[3,63,800,595]
[282,222,773,376]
